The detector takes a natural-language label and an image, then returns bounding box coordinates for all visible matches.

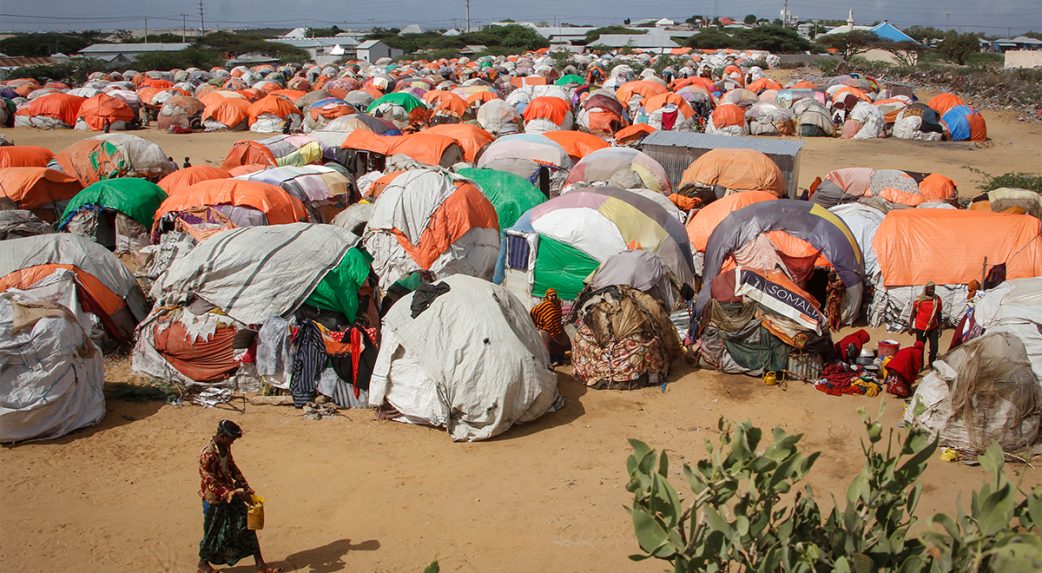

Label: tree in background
[738,25,812,52]
[878,40,927,67]
[0,31,104,57]
[816,30,879,62]
[685,30,739,49]
[743,14,758,25]
[938,30,982,65]
[904,25,946,45]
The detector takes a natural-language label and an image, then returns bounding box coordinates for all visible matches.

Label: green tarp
[58,177,167,229]
[370,92,426,112]
[555,74,585,86]
[304,247,373,321]
[532,236,600,300]
[457,167,546,232]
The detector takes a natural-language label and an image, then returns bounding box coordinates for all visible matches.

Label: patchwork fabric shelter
[696,199,864,325]
[565,147,671,195]
[54,134,176,185]
[221,135,322,170]
[135,224,370,385]
[499,186,695,302]
[0,233,149,343]
[362,168,501,289]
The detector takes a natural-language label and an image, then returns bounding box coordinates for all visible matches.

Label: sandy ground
[1,96,1041,573]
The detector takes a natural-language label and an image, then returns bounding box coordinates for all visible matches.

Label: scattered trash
[190,387,233,408]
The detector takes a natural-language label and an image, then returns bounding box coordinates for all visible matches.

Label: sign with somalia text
[734,268,823,334]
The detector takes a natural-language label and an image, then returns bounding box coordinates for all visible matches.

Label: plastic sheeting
[906,332,1040,456]
[150,223,359,325]
[369,275,560,441]
[0,278,105,442]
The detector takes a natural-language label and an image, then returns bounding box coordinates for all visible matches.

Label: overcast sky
[2,0,1039,35]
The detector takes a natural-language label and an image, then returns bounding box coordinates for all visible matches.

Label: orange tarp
[522,96,571,126]
[14,93,86,126]
[510,76,548,88]
[423,124,493,163]
[155,179,308,226]
[227,164,268,177]
[202,97,250,127]
[157,165,231,195]
[671,77,715,93]
[542,130,610,161]
[614,124,656,144]
[681,149,786,196]
[712,103,746,128]
[393,181,500,269]
[0,145,54,167]
[0,167,81,209]
[77,93,135,130]
[872,210,1042,286]
[0,263,123,315]
[221,141,277,170]
[341,130,401,155]
[615,80,669,107]
[747,78,782,93]
[465,91,499,106]
[247,94,299,124]
[927,93,965,116]
[268,89,307,103]
[366,171,403,199]
[388,133,460,166]
[832,86,870,103]
[153,319,238,382]
[918,173,957,203]
[686,191,777,252]
[432,95,468,119]
[643,92,695,116]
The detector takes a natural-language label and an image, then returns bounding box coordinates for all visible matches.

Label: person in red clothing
[909,282,942,367]
[834,328,870,364]
[884,341,925,398]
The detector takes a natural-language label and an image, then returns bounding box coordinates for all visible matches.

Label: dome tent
[0,233,149,344]
[696,200,865,326]
[58,178,167,260]
[362,168,501,290]
[0,286,105,442]
[135,224,374,388]
[369,274,560,442]
[498,186,695,303]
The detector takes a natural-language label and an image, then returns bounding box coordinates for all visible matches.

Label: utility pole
[199,0,206,36]
[466,0,471,33]
[144,17,149,43]
[181,14,187,43]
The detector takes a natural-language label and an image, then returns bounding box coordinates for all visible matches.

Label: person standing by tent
[910,282,942,367]
[197,420,281,573]
[531,288,570,366]
[825,270,845,332]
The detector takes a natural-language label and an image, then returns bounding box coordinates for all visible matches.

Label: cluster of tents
[2,50,984,144]
[0,51,1033,454]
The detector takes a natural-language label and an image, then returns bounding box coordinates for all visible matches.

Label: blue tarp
[871,22,917,44]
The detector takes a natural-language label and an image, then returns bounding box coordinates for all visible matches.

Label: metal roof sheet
[641,131,804,157]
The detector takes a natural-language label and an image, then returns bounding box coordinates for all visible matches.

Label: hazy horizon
[1,0,1039,36]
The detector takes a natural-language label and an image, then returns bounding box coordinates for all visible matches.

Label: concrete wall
[1004,50,1042,69]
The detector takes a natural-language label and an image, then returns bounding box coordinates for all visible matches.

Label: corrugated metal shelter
[639,131,804,198]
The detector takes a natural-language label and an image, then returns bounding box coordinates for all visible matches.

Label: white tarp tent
[369,274,560,441]
[0,276,105,442]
